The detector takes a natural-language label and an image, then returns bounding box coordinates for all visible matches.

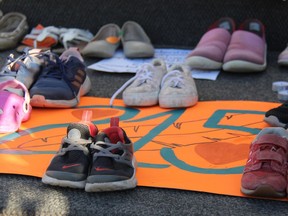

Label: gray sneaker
[159,64,198,108]
[121,21,154,58]
[0,49,42,89]
[110,59,167,106]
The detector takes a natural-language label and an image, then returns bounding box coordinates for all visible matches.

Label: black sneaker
[42,114,98,189]
[30,48,91,108]
[264,102,288,128]
[85,117,137,192]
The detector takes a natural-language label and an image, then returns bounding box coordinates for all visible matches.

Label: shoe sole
[222,60,267,72]
[30,76,91,108]
[264,115,286,127]
[159,95,198,108]
[185,56,222,70]
[42,173,86,189]
[123,91,159,106]
[278,60,288,67]
[241,185,286,198]
[85,157,137,192]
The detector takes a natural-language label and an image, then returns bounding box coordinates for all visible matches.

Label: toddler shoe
[81,24,121,58]
[121,21,154,58]
[0,79,32,133]
[264,102,288,128]
[241,127,288,198]
[0,48,43,89]
[42,110,98,189]
[0,12,29,50]
[223,19,267,72]
[110,59,167,106]
[185,17,235,70]
[278,45,288,66]
[159,64,198,108]
[85,117,137,192]
[29,47,91,108]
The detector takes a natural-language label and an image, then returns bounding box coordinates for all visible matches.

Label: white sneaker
[110,59,167,106]
[159,64,198,108]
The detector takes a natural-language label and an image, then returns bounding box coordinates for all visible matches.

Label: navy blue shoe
[30,48,91,108]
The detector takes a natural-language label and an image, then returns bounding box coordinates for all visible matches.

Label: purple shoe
[223,19,267,72]
[278,45,288,66]
[241,127,288,198]
[185,17,235,70]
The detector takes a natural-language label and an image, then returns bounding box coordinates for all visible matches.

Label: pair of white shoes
[110,59,198,108]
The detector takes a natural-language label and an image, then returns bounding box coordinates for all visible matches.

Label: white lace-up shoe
[159,64,198,108]
[110,59,167,106]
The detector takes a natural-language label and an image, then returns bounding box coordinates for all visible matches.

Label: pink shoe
[241,127,288,198]
[0,79,32,133]
[185,17,235,70]
[223,19,267,72]
[278,45,288,66]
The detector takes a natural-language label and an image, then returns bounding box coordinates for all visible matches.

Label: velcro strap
[256,151,284,164]
[255,134,288,151]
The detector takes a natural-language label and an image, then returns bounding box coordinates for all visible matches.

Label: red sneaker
[241,127,288,198]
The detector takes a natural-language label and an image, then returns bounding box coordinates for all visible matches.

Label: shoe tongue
[67,123,91,140]
[98,126,125,144]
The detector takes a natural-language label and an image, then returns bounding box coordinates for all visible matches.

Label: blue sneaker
[30,48,91,108]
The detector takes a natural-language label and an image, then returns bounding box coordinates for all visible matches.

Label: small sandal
[0,79,32,133]
[17,24,60,52]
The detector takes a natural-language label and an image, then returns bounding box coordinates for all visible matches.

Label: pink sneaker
[185,17,235,70]
[241,127,288,198]
[278,45,288,66]
[0,79,32,133]
[223,19,267,72]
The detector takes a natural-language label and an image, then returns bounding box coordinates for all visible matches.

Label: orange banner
[0,97,286,200]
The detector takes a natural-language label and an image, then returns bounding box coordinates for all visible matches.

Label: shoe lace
[90,137,124,159]
[58,137,91,155]
[109,63,154,106]
[161,69,184,88]
[40,53,80,103]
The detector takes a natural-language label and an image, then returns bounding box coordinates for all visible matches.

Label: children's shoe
[81,24,121,58]
[223,19,267,72]
[85,117,137,192]
[159,64,198,108]
[241,127,288,198]
[0,49,43,89]
[0,12,29,50]
[29,48,91,108]
[264,103,288,127]
[0,79,32,133]
[42,110,98,189]
[110,59,167,106]
[121,21,154,58]
[185,17,235,70]
[278,45,288,66]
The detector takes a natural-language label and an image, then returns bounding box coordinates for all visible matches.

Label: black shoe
[42,117,98,189]
[85,117,137,192]
[264,102,288,128]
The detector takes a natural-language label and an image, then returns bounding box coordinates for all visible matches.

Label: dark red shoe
[241,127,288,198]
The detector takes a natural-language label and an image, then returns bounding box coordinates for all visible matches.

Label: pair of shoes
[110,59,198,108]
[185,17,267,73]
[278,45,288,66]
[42,112,137,192]
[241,127,288,198]
[0,79,32,133]
[81,21,154,59]
[0,12,29,50]
[264,102,288,128]
[17,24,93,53]
[29,47,91,108]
